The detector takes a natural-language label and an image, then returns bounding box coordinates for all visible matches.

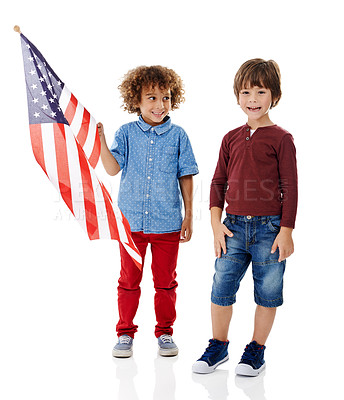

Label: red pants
[116,231,180,338]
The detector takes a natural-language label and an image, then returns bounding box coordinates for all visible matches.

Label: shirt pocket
[159,146,178,173]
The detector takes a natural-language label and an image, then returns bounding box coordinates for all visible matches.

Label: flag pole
[14,25,21,34]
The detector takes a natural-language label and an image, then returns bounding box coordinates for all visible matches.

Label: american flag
[18,32,142,269]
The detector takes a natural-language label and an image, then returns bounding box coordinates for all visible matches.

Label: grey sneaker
[158,334,179,356]
[112,335,133,358]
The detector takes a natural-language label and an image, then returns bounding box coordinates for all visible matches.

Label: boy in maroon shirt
[192,59,297,376]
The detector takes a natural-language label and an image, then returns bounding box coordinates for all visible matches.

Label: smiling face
[138,85,172,126]
[238,86,273,129]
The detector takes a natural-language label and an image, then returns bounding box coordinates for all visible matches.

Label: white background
[1,1,343,399]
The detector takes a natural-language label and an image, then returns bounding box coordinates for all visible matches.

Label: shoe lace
[200,339,226,360]
[241,342,263,362]
[159,334,173,344]
[119,335,132,344]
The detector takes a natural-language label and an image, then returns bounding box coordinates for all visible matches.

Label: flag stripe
[83,116,100,168]
[88,129,100,168]
[123,243,142,268]
[119,209,139,251]
[41,124,60,193]
[64,93,78,124]
[76,108,90,147]
[65,125,111,239]
[29,124,47,176]
[76,140,99,240]
[53,124,73,213]
[114,206,130,244]
[63,125,87,233]
[100,181,119,240]
[69,100,84,137]
[59,86,71,113]
[59,86,100,168]
[89,174,111,240]
[99,181,141,266]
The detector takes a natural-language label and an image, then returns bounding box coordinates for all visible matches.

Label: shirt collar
[244,123,277,131]
[137,115,172,135]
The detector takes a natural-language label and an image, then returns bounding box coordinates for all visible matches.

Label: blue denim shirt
[110,116,199,234]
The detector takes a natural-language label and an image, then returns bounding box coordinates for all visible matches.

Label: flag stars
[22,38,67,125]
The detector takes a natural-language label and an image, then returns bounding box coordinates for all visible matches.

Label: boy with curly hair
[192,59,297,375]
[98,65,198,358]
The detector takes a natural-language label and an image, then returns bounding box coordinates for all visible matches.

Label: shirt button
[147,176,151,179]
[247,215,252,219]
[246,137,249,141]
[150,140,154,144]
[145,211,149,214]
[149,158,153,161]
[246,128,250,132]
[146,194,149,198]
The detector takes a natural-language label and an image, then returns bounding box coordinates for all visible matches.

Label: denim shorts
[211,214,286,308]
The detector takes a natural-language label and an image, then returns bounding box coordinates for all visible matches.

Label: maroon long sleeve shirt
[210,124,298,228]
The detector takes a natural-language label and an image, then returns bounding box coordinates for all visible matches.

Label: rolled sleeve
[110,127,126,170]
[177,129,199,178]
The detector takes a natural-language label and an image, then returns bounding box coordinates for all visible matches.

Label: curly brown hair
[118,65,185,115]
[233,59,282,108]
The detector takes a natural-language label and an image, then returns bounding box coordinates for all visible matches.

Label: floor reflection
[192,368,229,400]
[113,357,139,400]
[113,354,267,400]
[192,368,267,400]
[153,356,177,400]
[235,370,267,400]
[113,355,177,400]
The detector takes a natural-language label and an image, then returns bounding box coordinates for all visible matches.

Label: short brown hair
[118,65,185,115]
[233,59,282,108]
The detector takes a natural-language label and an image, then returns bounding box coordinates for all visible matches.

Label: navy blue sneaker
[235,341,266,376]
[192,339,229,374]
